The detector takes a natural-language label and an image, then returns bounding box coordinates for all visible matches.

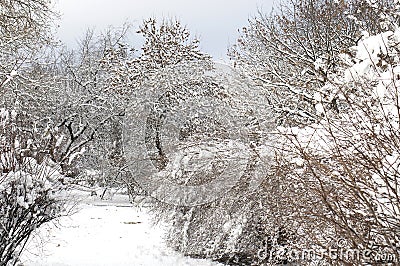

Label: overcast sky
[55,0,274,59]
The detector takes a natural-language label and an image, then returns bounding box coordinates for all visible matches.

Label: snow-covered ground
[20,192,221,266]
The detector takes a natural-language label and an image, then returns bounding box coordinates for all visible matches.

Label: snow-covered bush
[0,155,66,266]
[158,137,298,265]
[256,3,400,264]
[272,26,400,263]
[0,108,67,265]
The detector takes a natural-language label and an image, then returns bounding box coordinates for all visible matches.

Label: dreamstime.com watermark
[257,239,399,263]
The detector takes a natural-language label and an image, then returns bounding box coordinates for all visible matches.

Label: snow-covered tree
[0,0,55,94]
[51,27,132,178]
[110,18,217,196]
[228,0,390,126]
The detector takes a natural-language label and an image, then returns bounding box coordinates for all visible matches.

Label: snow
[20,193,222,266]
[68,147,86,165]
[224,217,246,253]
[55,135,64,147]
[10,70,18,77]
[315,103,324,115]
[345,30,394,81]
[1,70,18,87]
[313,58,326,71]
[0,108,9,122]
[313,92,322,102]
[10,110,17,119]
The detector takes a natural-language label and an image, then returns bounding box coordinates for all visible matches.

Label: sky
[54,0,274,60]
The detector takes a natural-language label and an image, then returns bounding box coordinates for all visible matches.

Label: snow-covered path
[20,194,221,266]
